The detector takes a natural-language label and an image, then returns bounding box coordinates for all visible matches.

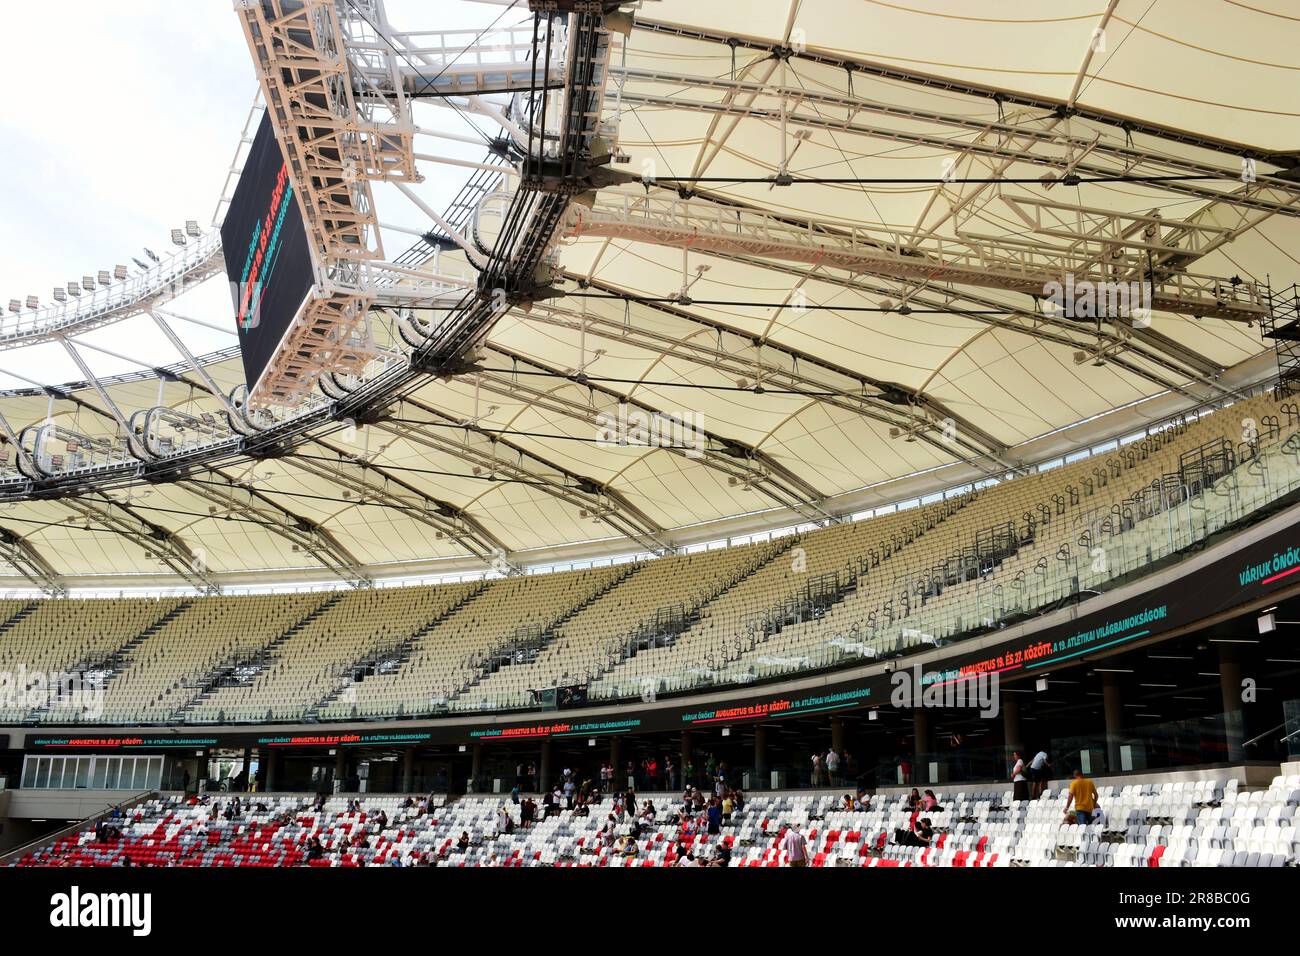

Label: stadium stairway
[24,599,196,723]
[169,592,346,722]
[448,561,645,706]
[304,579,492,720]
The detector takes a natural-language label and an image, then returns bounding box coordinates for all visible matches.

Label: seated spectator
[914,818,935,847]
[922,789,942,811]
[457,831,470,852]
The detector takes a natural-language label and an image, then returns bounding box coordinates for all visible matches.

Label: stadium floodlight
[25,295,39,309]
[185,220,201,237]
[132,258,150,272]
[82,276,96,292]
[171,229,186,246]
[53,287,67,303]
[67,282,81,297]
[1259,612,1276,634]
[113,265,128,281]
[143,247,160,263]
[1035,677,1049,692]
[7,300,20,313]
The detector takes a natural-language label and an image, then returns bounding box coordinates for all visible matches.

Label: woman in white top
[1010,751,1029,802]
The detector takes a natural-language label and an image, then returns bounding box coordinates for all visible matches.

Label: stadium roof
[0,0,1297,591]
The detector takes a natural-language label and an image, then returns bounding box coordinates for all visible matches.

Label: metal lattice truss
[3,0,1300,589]
[563,190,1268,322]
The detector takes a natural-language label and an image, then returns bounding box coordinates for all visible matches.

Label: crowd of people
[809,747,856,788]
[481,765,750,866]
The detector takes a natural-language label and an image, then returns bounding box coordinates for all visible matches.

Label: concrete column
[470,743,484,793]
[265,751,279,792]
[401,747,415,793]
[1002,694,1023,759]
[334,749,346,793]
[830,716,846,755]
[1103,672,1124,773]
[680,731,692,788]
[1219,645,1246,762]
[241,746,253,791]
[913,710,932,785]
[196,749,209,791]
[754,725,768,790]
[538,740,551,792]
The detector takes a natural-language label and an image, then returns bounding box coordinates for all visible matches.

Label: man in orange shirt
[1064,769,1100,825]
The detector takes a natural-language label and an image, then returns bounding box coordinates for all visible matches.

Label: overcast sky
[0,0,511,387]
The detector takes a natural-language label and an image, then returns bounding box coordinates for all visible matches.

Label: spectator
[1065,769,1100,825]
[1029,749,1052,799]
[810,752,823,787]
[826,748,841,786]
[782,823,809,867]
[457,831,471,852]
[913,817,935,847]
[706,796,723,836]
[922,789,942,812]
[907,788,922,810]
[1010,751,1029,802]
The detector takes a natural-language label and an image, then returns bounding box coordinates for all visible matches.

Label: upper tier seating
[1,393,1296,725]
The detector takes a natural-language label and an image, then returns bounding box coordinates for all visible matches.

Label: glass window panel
[74,758,90,789]
[92,758,107,789]
[34,759,49,789]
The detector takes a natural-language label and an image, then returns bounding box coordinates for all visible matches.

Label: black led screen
[220,113,314,391]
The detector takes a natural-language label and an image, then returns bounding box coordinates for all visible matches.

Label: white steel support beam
[0,526,65,594]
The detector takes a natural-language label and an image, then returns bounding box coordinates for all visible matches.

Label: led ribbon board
[220,112,315,392]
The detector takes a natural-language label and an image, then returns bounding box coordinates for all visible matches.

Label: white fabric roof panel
[0,1,1296,588]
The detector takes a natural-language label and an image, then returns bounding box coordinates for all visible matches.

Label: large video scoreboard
[220,112,315,392]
